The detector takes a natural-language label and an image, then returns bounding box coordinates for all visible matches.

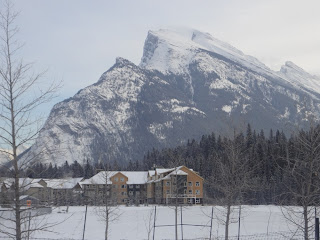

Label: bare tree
[208,134,255,240]
[144,207,155,240]
[167,155,185,240]
[281,124,320,240]
[91,162,121,240]
[0,1,59,239]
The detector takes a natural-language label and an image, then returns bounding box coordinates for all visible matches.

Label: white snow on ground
[0,205,308,240]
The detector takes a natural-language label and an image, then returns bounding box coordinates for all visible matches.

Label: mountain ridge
[22,28,320,166]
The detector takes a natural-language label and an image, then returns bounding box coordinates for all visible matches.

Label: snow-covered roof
[82,171,148,185]
[168,169,188,176]
[29,182,44,188]
[123,171,148,184]
[0,178,37,192]
[81,171,117,185]
[155,168,174,175]
[148,170,155,177]
[44,178,83,189]
[19,195,39,200]
[152,166,192,182]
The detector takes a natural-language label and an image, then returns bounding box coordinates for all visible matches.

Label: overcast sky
[13,0,320,111]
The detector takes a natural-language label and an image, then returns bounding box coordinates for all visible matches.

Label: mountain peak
[115,57,135,67]
[282,61,307,74]
[22,28,320,167]
[140,28,272,77]
[280,61,320,94]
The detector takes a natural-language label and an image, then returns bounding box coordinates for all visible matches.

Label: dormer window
[120,177,124,182]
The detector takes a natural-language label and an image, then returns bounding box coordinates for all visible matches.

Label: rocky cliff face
[25,29,320,166]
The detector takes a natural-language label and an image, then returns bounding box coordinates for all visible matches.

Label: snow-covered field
[0,205,308,239]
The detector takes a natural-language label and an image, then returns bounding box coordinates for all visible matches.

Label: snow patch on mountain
[158,99,205,116]
[279,107,290,119]
[222,105,232,113]
[148,121,173,141]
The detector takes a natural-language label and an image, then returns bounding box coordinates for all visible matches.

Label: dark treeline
[141,124,320,205]
[2,124,320,205]
[0,159,127,180]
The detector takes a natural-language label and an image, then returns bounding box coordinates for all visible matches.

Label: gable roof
[82,171,148,185]
[152,166,204,182]
[43,178,84,189]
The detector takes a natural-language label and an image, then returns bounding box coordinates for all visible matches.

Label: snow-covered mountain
[0,146,27,166]
[0,150,10,166]
[23,28,320,166]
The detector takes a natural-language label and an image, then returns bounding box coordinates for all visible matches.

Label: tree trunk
[11,81,21,240]
[225,204,231,240]
[105,196,109,240]
[175,204,178,240]
[304,205,309,240]
[14,172,21,240]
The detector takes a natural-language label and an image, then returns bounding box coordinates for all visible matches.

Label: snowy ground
[0,205,309,239]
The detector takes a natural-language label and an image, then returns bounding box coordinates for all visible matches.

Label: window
[166,181,170,186]
[122,199,127,203]
[188,182,192,187]
[195,182,200,187]
[129,185,133,189]
[114,177,118,182]
[195,199,200,203]
[121,185,126,189]
[136,185,140,189]
[121,192,127,196]
[113,185,117,189]
[188,190,193,194]
[129,191,133,196]
[196,190,200,195]
[188,199,193,203]
[166,190,170,194]
[120,177,124,182]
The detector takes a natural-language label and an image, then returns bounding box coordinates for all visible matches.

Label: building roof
[155,168,174,175]
[152,166,201,183]
[29,182,44,188]
[82,171,148,185]
[19,195,39,201]
[43,178,83,189]
[122,171,148,184]
[81,171,117,185]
